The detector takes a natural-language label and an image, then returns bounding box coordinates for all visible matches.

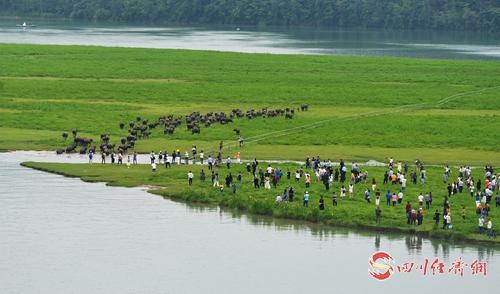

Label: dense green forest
[1,0,499,31]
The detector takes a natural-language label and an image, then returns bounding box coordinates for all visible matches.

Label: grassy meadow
[1,44,500,165]
[21,161,500,244]
[4,43,500,243]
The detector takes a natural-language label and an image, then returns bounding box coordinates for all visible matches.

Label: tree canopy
[1,0,499,31]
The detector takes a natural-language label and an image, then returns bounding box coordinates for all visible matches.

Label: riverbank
[6,151,499,293]
[21,161,500,245]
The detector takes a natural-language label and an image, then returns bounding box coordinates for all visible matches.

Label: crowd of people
[87,147,498,238]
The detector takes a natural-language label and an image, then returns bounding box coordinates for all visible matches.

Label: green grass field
[21,161,500,244]
[1,44,500,165]
[5,43,500,243]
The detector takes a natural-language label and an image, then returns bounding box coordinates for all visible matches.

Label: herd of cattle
[57,104,309,155]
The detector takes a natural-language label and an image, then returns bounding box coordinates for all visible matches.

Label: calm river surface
[0,19,499,59]
[0,151,498,293]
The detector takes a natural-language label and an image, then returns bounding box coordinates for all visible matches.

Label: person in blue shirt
[303,191,310,207]
[386,190,392,206]
[207,155,213,170]
[365,188,371,203]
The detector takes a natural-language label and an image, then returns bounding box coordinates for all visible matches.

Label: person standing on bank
[303,191,310,207]
[188,171,194,186]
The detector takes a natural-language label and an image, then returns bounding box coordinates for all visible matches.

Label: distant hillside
[1,0,499,31]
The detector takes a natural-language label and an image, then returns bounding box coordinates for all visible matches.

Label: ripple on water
[0,151,498,293]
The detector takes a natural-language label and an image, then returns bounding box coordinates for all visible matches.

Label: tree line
[1,0,499,31]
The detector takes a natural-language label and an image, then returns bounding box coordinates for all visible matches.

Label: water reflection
[1,151,498,293]
[174,192,498,261]
[0,20,499,59]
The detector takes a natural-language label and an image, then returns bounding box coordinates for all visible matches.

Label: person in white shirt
[458,178,464,193]
[165,154,172,168]
[418,193,424,206]
[401,177,407,191]
[267,165,273,174]
[486,219,493,237]
[478,217,485,234]
[151,162,157,172]
[469,184,475,197]
[398,191,404,204]
[187,171,194,186]
[446,214,452,229]
[485,188,493,197]
[295,171,301,182]
[264,178,271,190]
[199,151,204,164]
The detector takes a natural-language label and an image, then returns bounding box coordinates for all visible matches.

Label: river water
[0,19,499,59]
[1,18,499,292]
[0,151,498,293]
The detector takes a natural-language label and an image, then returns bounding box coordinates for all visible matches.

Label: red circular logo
[368,251,394,281]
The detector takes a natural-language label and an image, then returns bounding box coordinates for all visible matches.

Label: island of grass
[21,161,500,244]
[1,44,500,165]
